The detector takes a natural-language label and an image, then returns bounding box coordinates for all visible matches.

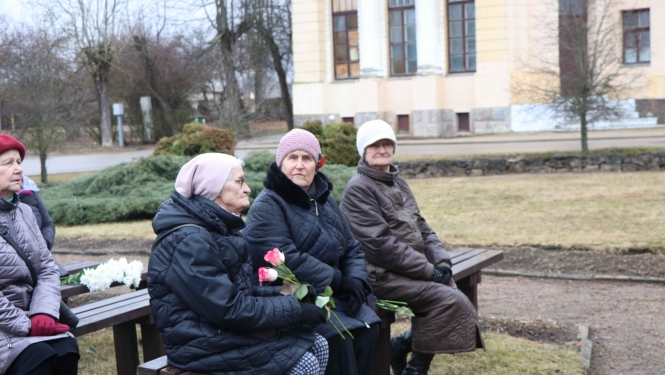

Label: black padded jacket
[148,191,315,375]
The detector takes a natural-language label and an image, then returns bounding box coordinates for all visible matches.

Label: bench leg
[113,322,140,375]
[141,321,166,362]
[373,310,396,375]
[457,271,480,311]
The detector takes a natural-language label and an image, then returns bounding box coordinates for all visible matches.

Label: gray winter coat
[340,160,483,353]
[0,195,71,374]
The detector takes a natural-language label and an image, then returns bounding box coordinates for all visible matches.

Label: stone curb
[53,249,151,256]
[484,269,665,284]
[577,324,593,371]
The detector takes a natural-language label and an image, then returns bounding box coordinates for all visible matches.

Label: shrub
[300,120,359,167]
[153,122,236,157]
[41,155,190,225]
[301,120,323,137]
[41,150,358,225]
[242,149,275,173]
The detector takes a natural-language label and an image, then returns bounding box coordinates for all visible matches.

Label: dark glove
[29,314,69,336]
[306,285,318,303]
[431,266,452,285]
[339,277,367,317]
[299,302,327,326]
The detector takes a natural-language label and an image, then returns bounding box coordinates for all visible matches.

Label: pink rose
[264,248,285,267]
[258,267,278,283]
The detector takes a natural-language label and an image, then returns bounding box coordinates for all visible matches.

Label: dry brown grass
[77,327,144,375]
[392,322,584,375]
[409,171,665,251]
[56,220,155,240]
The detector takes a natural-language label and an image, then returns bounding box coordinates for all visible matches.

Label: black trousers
[324,323,380,375]
[6,337,79,375]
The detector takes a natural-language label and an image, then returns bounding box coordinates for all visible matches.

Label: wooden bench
[71,288,164,375]
[137,247,503,375]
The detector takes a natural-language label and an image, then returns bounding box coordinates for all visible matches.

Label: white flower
[79,258,145,292]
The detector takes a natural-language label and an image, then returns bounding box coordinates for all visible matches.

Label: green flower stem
[329,309,354,339]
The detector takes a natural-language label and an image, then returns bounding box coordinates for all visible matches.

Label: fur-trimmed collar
[263,162,333,210]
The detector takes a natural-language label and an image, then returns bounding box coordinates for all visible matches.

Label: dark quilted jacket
[243,163,380,339]
[148,191,315,375]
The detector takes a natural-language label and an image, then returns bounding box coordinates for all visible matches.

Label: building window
[457,113,470,132]
[447,0,475,72]
[332,0,359,79]
[623,9,650,64]
[389,0,417,75]
[398,114,410,134]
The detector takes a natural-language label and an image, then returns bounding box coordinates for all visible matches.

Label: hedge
[42,151,357,225]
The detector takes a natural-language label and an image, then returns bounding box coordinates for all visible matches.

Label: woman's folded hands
[431,266,453,285]
[338,277,367,317]
[29,314,70,336]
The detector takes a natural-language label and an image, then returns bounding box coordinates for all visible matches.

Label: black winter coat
[243,163,380,339]
[149,191,315,375]
[17,191,55,250]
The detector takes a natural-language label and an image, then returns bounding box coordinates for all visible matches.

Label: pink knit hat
[175,153,238,200]
[275,129,321,167]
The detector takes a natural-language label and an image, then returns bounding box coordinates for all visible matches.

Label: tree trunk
[95,68,113,147]
[580,112,588,154]
[39,150,48,184]
[264,32,293,130]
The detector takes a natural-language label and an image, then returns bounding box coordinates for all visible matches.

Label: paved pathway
[22,128,665,175]
[22,149,154,176]
[235,127,665,158]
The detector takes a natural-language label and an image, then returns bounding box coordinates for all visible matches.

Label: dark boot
[402,352,435,375]
[390,329,412,375]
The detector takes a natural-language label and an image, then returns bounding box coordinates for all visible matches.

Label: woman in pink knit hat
[148,153,328,375]
[244,129,381,375]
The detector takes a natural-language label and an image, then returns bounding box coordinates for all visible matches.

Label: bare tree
[516,0,639,153]
[252,0,294,130]
[111,24,215,140]
[0,26,88,182]
[35,0,128,147]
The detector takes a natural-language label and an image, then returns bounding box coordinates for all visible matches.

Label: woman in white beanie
[339,120,484,375]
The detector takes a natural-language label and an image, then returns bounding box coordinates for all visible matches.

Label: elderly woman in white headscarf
[148,153,328,375]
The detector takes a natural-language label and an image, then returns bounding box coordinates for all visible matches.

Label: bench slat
[137,355,169,375]
[72,289,149,314]
[452,250,504,281]
[451,248,488,266]
[448,248,477,261]
[74,294,150,320]
[63,261,100,275]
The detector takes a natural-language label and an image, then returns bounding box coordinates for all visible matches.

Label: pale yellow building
[292,0,665,136]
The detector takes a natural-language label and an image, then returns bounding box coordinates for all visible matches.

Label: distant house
[292,0,664,136]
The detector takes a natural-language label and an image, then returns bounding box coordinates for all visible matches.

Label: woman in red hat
[0,134,79,375]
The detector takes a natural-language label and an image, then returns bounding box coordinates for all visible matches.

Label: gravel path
[479,275,665,375]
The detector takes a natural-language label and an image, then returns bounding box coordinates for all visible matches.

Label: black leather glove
[339,277,366,317]
[431,266,452,285]
[299,302,327,326]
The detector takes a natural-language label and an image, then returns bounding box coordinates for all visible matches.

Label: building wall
[292,0,664,136]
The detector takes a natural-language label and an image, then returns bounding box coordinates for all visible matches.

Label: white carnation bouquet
[62,258,144,292]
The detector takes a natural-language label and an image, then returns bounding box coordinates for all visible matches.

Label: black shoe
[401,352,434,375]
[390,329,412,375]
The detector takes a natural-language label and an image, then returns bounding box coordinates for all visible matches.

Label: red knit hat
[0,135,26,160]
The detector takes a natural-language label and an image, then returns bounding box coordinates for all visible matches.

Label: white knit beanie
[356,120,397,157]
